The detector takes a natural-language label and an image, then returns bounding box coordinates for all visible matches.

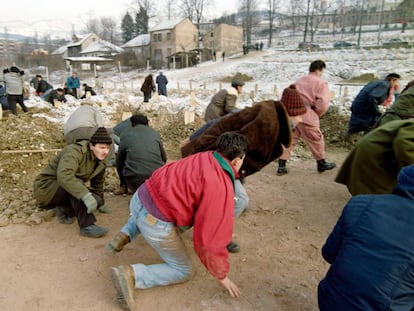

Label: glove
[81,192,98,214]
[98,204,112,214]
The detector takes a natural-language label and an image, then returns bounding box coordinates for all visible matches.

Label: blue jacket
[156,74,168,96]
[66,76,80,89]
[318,183,414,310]
[349,79,390,133]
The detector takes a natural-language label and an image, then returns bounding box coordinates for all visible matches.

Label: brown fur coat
[181,100,292,177]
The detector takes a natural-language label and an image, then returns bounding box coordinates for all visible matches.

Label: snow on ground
[23,30,414,127]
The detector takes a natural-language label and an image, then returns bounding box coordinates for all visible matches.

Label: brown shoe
[111,265,135,311]
[107,232,130,253]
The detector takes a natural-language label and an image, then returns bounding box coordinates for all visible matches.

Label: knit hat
[130,113,148,126]
[90,127,112,144]
[231,79,245,88]
[397,164,414,186]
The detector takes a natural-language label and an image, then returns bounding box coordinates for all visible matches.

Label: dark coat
[156,74,168,96]
[80,86,96,99]
[336,119,414,195]
[141,75,156,102]
[36,79,53,94]
[348,79,391,133]
[116,124,167,187]
[141,75,156,94]
[181,100,291,177]
[319,181,414,311]
[46,90,67,105]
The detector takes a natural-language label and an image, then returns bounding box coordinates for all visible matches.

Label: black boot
[54,206,73,224]
[277,159,288,175]
[317,159,336,173]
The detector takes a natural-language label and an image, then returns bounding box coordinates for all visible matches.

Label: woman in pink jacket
[277,60,336,175]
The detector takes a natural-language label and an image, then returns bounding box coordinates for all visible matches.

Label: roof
[65,56,114,62]
[80,40,124,54]
[121,34,150,48]
[67,33,96,47]
[51,45,68,55]
[150,18,186,32]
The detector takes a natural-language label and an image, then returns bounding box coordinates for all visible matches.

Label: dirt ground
[0,113,352,311]
[0,51,355,309]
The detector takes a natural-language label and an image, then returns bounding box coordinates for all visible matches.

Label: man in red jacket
[107,132,248,310]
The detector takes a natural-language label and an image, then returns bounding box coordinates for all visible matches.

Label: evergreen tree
[135,6,149,35]
[121,12,135,43]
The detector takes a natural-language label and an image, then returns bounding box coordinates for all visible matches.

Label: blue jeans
[120,194,192,289]
[234,179,248,218]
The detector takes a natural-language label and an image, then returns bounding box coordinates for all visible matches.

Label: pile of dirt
[0,106,351,227]
[0,107,205,227]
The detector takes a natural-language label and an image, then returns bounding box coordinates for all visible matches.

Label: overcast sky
[1,0,239,23]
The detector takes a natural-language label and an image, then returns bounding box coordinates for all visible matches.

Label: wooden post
[255,83,258,93]
[190,91,196,107]
[177,82,181,92]
[189,80,192,91]
[2,149,62,154]
[274,85,279,98]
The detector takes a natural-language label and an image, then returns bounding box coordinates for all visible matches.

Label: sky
[1,0,239,23]
[0,0,240,38]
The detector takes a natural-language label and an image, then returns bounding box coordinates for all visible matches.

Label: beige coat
[204,87,238,121]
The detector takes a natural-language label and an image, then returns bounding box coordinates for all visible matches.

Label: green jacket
[336,120,414,195]
[377,86,414,126]
[33,140,107,206]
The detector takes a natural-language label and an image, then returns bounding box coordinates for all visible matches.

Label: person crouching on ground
[107,132,248,310]
[33,127,113,238]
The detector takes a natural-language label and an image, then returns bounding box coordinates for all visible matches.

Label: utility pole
[357,0,365,48]
[377,0,386,45]
[303,0,311,42]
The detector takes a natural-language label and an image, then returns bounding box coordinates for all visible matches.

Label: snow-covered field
[23,30,414,127]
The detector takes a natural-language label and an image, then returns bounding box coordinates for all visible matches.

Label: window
[167,32,171,40]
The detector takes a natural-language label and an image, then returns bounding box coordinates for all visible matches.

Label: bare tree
[166,0,176,20]
[285,0,305,36]
[179,0,212,28]
[266,0,280,47]
[84,17,102,35]
[239,0,260,46]
[100,17,117,43]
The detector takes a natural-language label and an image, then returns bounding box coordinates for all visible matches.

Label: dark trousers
[143,91,152,103]
[45,187,103,228]
[125,176,147,193]
[7,94,28,115]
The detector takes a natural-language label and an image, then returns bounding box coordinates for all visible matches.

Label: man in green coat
[33,127,113,238]
[336,119,414,195]
[376,80,414,127]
